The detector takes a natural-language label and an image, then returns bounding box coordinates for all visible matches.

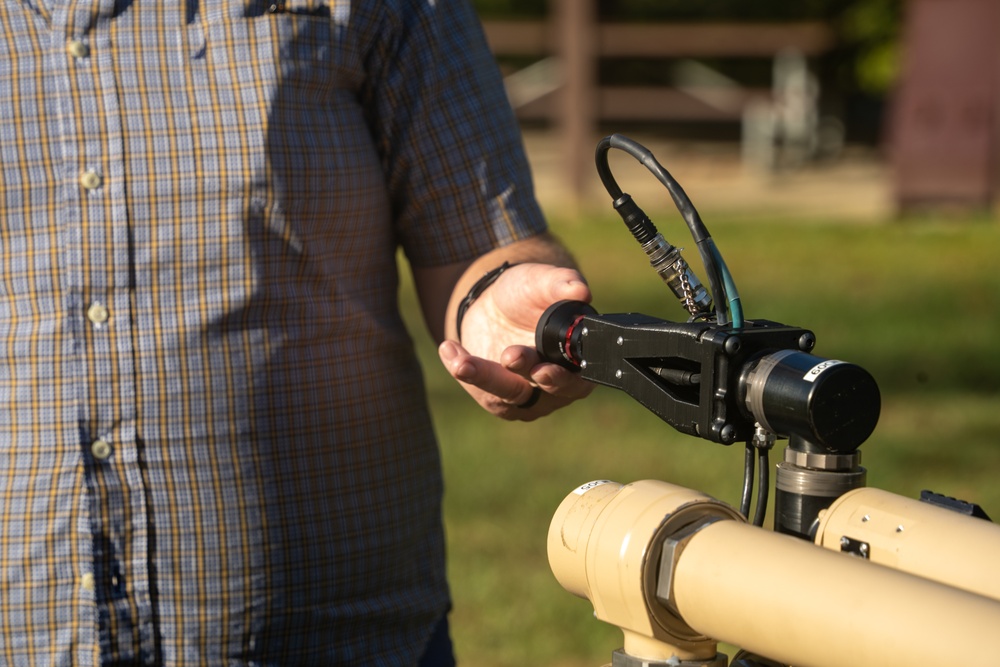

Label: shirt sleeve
[358,0,548,267]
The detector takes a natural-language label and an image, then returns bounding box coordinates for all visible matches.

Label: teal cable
[709,240,743,329]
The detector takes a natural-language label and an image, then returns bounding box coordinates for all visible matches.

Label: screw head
[724,336,741,356]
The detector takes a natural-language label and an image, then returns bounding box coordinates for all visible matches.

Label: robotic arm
[537,136,1000,667]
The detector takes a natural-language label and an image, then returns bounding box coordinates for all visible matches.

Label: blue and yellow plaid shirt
[0,0,545,663]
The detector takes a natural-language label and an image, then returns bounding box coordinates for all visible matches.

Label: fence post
[553,0,597,202]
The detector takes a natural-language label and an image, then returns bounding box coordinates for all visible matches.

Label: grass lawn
[399,208,1000,667]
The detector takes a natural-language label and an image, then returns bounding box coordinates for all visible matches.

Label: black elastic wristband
[455,261,517,343]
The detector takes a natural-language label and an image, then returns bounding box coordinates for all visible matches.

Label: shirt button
[67,39,90,59]
[87,302,109,326]
[91,439,112,460]
[80,572,95,592]
[80,170,102,190]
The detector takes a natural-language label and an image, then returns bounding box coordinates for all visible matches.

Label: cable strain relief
[613,193,658,246]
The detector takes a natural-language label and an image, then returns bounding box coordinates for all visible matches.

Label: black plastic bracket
[569,312,813,445]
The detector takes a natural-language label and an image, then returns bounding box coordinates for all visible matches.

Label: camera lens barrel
[742,350,880,453]
[536,300,598,369]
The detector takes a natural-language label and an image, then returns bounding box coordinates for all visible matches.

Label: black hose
[752,448,770,527]
[740,443,754,520]
[594,134,729,325]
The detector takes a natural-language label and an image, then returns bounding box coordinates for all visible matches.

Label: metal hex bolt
[724,336,741,356]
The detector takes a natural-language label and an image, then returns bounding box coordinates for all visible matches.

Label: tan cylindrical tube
[814,487,1000,602]
[672,519,1000,666]
[548,479,742,661]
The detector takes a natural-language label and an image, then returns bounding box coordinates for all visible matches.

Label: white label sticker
[573,480,615,495]
[803,359,846,383]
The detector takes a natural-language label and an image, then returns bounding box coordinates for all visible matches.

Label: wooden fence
[481,2,836,199]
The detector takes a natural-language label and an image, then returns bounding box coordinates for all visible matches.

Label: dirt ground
[522,129,895,223]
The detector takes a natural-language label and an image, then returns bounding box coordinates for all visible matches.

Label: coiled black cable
[595,134,743,328]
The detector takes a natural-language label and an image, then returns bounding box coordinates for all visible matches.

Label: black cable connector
[612,193,659,246]
[596,134,728,324]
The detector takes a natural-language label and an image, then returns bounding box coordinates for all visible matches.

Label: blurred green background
[400,208,1000,667]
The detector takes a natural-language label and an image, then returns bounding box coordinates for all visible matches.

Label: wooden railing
[481,4,836,199]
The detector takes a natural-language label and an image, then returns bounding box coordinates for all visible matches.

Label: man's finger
[440,340,538,404]
[531,364,594,400]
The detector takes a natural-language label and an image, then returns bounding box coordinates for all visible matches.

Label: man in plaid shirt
[0,0,592,664]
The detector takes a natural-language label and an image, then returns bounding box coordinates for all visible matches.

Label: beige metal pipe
[814,487,1000,602]
[672,518,1000,666]
[549,480,1000,667]
[548,479,743,661]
